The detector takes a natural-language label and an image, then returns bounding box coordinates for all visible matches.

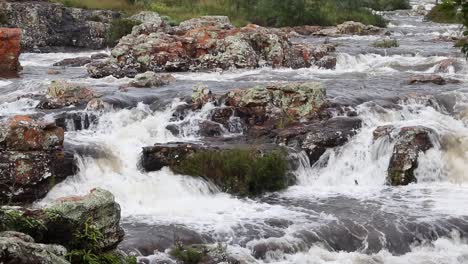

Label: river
[1,0,468,263]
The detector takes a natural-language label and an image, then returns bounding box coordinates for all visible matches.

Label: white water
[0,0,465,263]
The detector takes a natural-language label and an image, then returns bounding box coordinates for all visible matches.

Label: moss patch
[172,149,291,196]
[107,19,142,45]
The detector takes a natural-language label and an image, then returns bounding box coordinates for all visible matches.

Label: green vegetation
[426,0,462,23]
[372,38,400,48]
[51,0,412,27]
[67,218,137,264]
[0,12,8,25]
[172,149,291,196]
[107,19,142,45]
[170,242,204,264]
[462,1,468,57]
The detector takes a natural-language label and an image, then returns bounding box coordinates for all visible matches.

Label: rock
[86,98,111,112]
[276,117,362,165]
[434,58,458,73]
[176,16,234,33]
[314,21,382,36]
[0,28,21,75]
[0,1,122,51]
[129,11,170,36]
[0,188,123,254]
[373,125,395,141]
[0,233,69,264]
[0,115,74,204]
[91,53,110,60]
[54,112,95,131]
[87,23,335,78]
[192,84,215,109]
[49,188,125,251]
[37,80,96,109]
[129,71,175,88]
[47,69,61,75]
[387,126,435,186]
[53,56,92,67]
[140,143,295,196]
[225,82,328,122]
[408,74,461,85]
[167,120,225,137]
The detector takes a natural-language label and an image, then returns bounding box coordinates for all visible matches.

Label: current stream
[1,0,468,263]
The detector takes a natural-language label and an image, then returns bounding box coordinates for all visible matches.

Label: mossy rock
[372,38,399,48]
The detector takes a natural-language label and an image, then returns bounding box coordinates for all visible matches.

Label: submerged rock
[88,22,336,78]
[384,126,435,186]
[314,21,383,36]
[140,143,295,196]
[0,1,121,51]
[0,28,22,75]
[0,115,74,204]
[37,80,96,109]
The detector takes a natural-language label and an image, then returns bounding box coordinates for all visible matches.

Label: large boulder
[140,143,295,196]
[0,28,21,75]
[88,23,336,78]
[0,232,69,264]
[37,80,96,109]
[0,1,121,51]
[374,126,435,186]
[0,188,124,251]
[0,115,74,204]
[129,11,170,36]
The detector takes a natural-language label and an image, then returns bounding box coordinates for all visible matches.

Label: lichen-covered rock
[0,28,21,75]
[0,1,121,51]
[176,16,234,34]
[129,11,170,36]
[141,143,295,196]
[0,115,74,204]
[0,233,69,264]
[129,71,175,88]
[37,80,96,109]
[387,126,435,186]
[49,188,124,251]
[88,22,335,78]
[192,84,215,109]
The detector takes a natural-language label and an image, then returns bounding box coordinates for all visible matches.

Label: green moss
[454,38,467,48]
[107,19,142,45]
[172,149,290,196]
[170,243,204,264]
[0,12,8,25]
[426,2,461,24]
[0,209,48,239]
[372,39,400,48]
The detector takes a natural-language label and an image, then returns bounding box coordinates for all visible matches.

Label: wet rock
[373,125,395,141]
[167,120,225,137]
[387,126,435,186]
[0,28,21,75]
[192,85,215,109]
[408,74,461,85]
[0,233,69,264]
[37,80,96,109]
[140,143,295,196]
[86,98,112,112]
[0,115,74,204]
[276,117,362,165]
[88,23,335,78]
[54,112,95,131]
[129,71,175,88]
[434,58,458,73]
[47,69,61,75]
[91,53,110,60]
[53,56,92,67]
[0,1,121,51]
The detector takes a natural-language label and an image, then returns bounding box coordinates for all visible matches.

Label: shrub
[107,19,141,45]
[426,1,461,24]
[372,38,400,48]
[172,149,290,196]
[170,242,204,264]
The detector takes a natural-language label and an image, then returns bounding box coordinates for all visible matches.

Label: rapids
[1,0,468,263]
